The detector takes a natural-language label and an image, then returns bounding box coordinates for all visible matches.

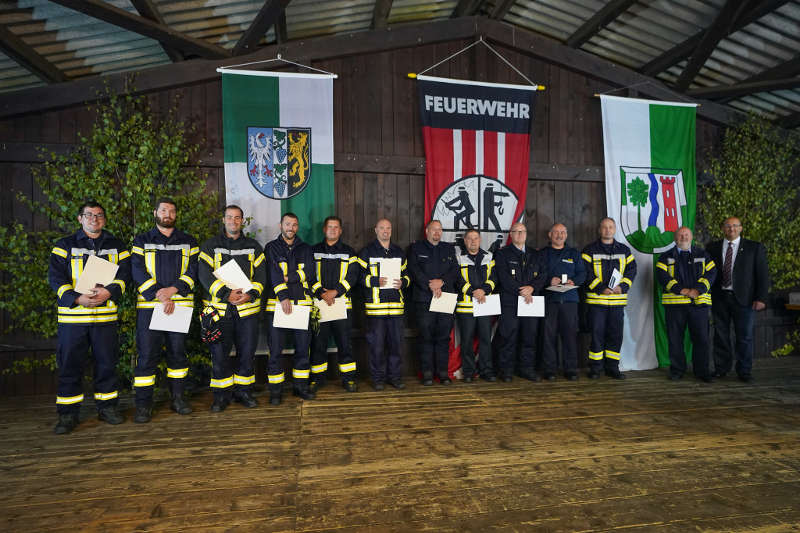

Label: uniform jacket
[48,229,131,324]
[707,238,769,306]
[656,245,716,306]
[198,232,266,318]
[312,240,359,309]
[581,239,637,306]
[264,235,321,311]
[455,248,497,313]
[407,239,459,304]
[494,244,547,308]
[356,240,410,317]
[541,245,586,303]
[131,227,198,310]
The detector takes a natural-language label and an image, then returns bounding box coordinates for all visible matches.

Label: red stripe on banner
[504,132,531,223]
[423,126,455,223]
[483,130,498,179]
[461,129,476,177]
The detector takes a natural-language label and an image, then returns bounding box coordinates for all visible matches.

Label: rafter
[233,0,292,55]
[49,0,229,59]
[0,25,66,83]
[717,55,800,103]
[129,0,183,62]
[371,0,393,30]
[275,10,288,44]
[687,77,800,100]
[566,0,637,48]
[490,0,516,20]
[451,0,486,18]
[640,0,790,78]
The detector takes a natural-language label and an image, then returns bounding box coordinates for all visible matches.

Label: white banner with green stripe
[219,69,335,244]
[600,95,697,370]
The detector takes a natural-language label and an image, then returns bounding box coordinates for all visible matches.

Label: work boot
[233,391,258,408]
[269,393,282,406]
[373,382,385,391]
[388,379,405,390]
[54,413,79,435]
[133,406,152,423]
[343,380,358,392]
[171,396,193,414]
[210,397,230,412]
[587,369,601,379]
[605,369,626,380]
[309,377,326,393]
[293,388,316,400]
[98,406,124,425]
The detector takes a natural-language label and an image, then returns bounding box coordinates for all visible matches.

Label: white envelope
[273,303,310,330]
[429,291,457,314]
[473,293,501,317]
[608,268,622,290]
[74,254,119,295]
[315,297,347,323]
[149,303,193,333]
[213,259,254,292]
[517,295,545,317]
[377,258,402,290]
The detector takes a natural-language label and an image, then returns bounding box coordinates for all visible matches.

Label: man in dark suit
[707,217,769,383]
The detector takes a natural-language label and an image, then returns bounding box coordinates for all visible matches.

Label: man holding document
[408,220,459,386]
[264,213,322,405]
[581,218,637,380]
[455,228,498,382]
[49,200,131,434]
[495,223,546,382]
[198,205,266,412]
[310,216,360,393]
[130,198,199,423]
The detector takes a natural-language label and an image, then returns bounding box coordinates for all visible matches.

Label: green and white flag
[600,95,697,370]
[219,69,335,244]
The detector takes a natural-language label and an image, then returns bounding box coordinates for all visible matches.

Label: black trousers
[268,320,311,394]
[456,314,494,378]
[365,316,403,384]
[415,304,454,380]
[497,307,539,377]
[665,305,710,378]
[712,291,756,377]
[587,305,624,372]
[134,309,189,407]
[542,302,578,375]
[55,323,119,414]
[208,309,259,400]
[311,317,356,383]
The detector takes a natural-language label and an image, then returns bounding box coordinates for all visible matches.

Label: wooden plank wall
[0,38,793,394]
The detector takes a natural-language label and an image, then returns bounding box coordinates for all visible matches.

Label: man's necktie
[722,242,733,287]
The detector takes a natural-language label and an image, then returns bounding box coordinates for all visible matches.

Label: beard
[155,215,176,228]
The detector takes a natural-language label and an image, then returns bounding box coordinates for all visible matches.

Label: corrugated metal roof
[0,0,798,126]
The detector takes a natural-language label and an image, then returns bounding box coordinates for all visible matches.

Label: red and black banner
[418,75,537,252]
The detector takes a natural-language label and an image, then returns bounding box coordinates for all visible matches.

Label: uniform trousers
[208,308,258,401]
[542,301,579,376]
[665,305,711,379]
[56,323,119,415]
[587,305,624,373]
[311,316,356,384]
[712,291,756,377]
[497,307,539,378]
[456,314,494,378]
[268,309,312,394]
[415,304,454,380]
[365,316,403,384]
[134,309,189,407]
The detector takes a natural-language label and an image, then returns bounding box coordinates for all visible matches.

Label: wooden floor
[2,358,800,532]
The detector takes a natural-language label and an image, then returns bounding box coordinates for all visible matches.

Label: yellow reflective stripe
[253,253,265,267]
[298,264,307,284]
[581,253,592,262]
[625,254,634,264]
[210,279,226,297]
[274,283,288,293]
[189,247,199,256]
[588,351,603,360]
[312,281,322,292]
[94,391,118,401]
[179,274,195,289]
[56,393,84,405]
[620,277,632,287]
[339,259,349,291]
[588,278,601,289]
[210,376,234,388]
[131,246,144,255]
[665,280,677,291]
[698,278,710,291]
[52,246,68,258]
[268,373,285,384]
[292,368,310,379]
[339,362,356,373]
[234,374,255,385]
[139,278,157,293]
[199,251,213,266]
[58,315,118,324]
[355,257,367,268]
[605,350,620,360]
[705,260,716,270]
[57,284,72,298]
[166,367,188,379]
[311,362,328,373]
[109,279,126,293]
[118,251,131,260]
[134,375,156,387]
[656,262,668,272]
[251,282,263,295]
[341,279,351,292]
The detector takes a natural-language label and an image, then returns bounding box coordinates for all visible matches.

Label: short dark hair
[281,212,299,223]
[463,228,480,238]
[323,216,342,228]
[78,199,105,217]
[154,197,177,211]
[223,204,243,217]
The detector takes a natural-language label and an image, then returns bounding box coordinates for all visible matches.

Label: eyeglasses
[81,213,105,220]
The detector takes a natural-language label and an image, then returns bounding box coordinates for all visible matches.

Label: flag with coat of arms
[600,95,698,370]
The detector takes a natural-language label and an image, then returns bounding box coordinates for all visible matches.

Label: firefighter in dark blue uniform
[541,223,586,381]
[495,222,547,382]
[198,205,266,412]
[581,217,637,379]
[408,220,459,385]
[356,218,411,390]
[49,200,131,434]
[310,216,360,393]
[130,198,198,423]
[264,212,321,405]
[455,228,498,382]
[656,226,716,382]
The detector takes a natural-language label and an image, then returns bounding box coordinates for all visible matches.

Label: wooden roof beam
[717,55,800,103]
[233,0,292,55]
[640,0,790,77]
[128,0,184,62]
[50,0,229,59]
[372,0,393,30]
[0,24,67,83]
[451,0,486,18]
[275,10,288,44]
[566,0,637,49]
[687,77,800,100]
[490,0,516,20]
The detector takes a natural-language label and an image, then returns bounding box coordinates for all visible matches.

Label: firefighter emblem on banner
[619,166,687,254]
[247,126,311,199]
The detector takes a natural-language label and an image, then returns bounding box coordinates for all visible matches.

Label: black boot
[233,390,258,408]
[98,407,124,425]
[54,413,80,434]
[134,406,152,423]
[171,396,193,414]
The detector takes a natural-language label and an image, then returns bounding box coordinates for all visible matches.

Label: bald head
[548,223,567,249]
[674,226,693,250]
